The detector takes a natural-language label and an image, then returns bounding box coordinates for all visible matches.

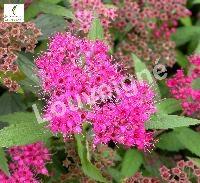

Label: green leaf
[107,168,122,182]
[0,122,51,148]
[195,40,200,54]
[175,128,200,157]
[0,93,26,115]
[34,14,66,40]
[25,2,40,21]
[180,17,192,27]
[17,54,40,84]
[176,50,189,69]
[192,0,200,5]
[132,53,160,98]
[88,18,104,40]
[121,149,143,178]
[0,112,37,125]
[157,80,170,98]
[157,131,185,151]
[146,113,200,130]
[132,53,153,84]
[0,147,9,175]
[156,98,182,114]
[75,134,108,182]
[171,26,200,46]
[143,152,174,177]
[192,78,200,89]
[41,0,62,3]
[19,78,40,94]
[25,0,74,21]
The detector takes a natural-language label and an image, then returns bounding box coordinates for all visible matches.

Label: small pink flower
[70,0,117,33]
[167,55,200,115]
[0,142,50,183]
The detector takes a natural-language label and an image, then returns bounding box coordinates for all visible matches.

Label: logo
[4,4,24,22]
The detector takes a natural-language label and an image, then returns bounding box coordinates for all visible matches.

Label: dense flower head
[113,0,190,69]
[36,33,121,94]
[9,142,50,175]
[0,11,41,91]
[167,55,200,116]
[36,32,122,135]
[36,33,156,149]
[0,142,50,183]
[70,0,117,34]
[4,164,39,183]
[88,81,156,149]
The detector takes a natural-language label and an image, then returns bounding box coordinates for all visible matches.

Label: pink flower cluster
[36,32,122,135]
[0,142,50,183]
[88,82,155,149]
[36,33,156,149]
[167,55,200,116]
[113,0,190,68]
[114,0,190,38]
[71,0,117,33]
[159,160,200,182]
[125,160,200,182]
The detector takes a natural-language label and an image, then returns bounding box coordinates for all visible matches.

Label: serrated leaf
[171,26,200,46]
[34,14,66,40]
[0,112,37,125]
[156,98,182,114]
[0,147,9,175]
[121,149,143,178]
[88,18,104,40]
[19,78,40,94]
[188,36,200,54]
[180,17,192,27]
[0,92,26,115]
[192,0,200,5]
[25,0,74,21]
[157,131,184,151]
[158,80,170,98]
[17,54,40,84]
[176,50,189,69]
[195,40,200,54]
[146,113,200,130]
[132,53,153,84]
[0,123,51,148]
[75,134,108,182]
[175,128,200,157]
[132,53,160,98]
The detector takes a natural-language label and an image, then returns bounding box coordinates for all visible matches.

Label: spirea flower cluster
[113,0,190,69]
[167,55,200,116]
[124,160,200,183]
[36,33,156,149]
[0,142,50,183]
[71,0,117,34]
[0,11,41,91]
